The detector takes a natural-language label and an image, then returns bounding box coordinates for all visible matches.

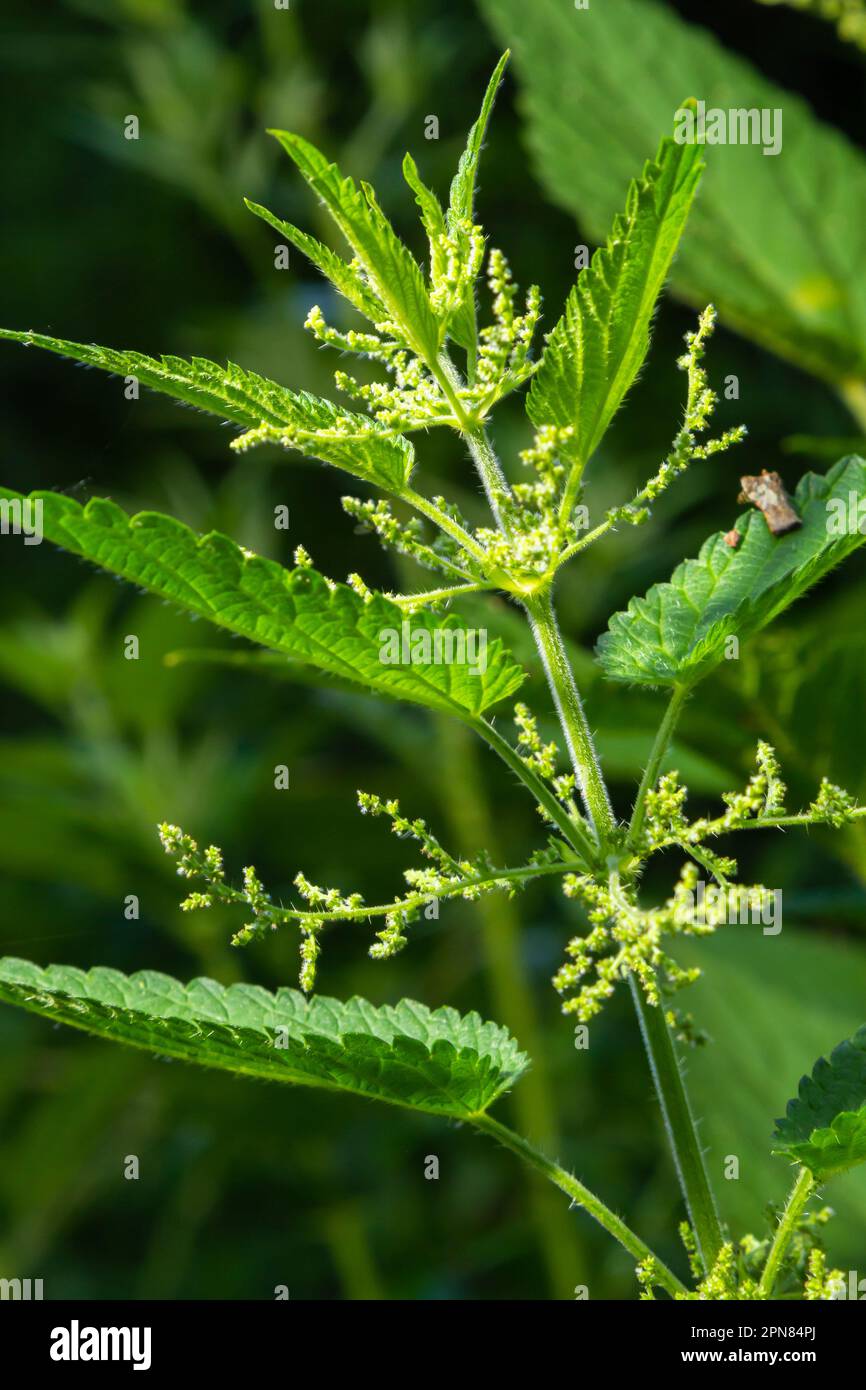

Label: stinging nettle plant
[4,54,866,1300]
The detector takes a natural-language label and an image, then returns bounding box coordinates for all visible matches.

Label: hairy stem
[250,857,588,928]
[465,424,513,528]
[461,417,719,1291]
[392,581,493,609]
[726,806,866,832]
[557,460,587,533]
[758,1167,814,1298]
[524,588,615,846]
[473,1112,688,1298]
[629,975,723,1274]
[435,352,514,529]
[628,683,689,844]
[525,589,721,1270]
[401,486,490,567]
[556,516,615,567]
[471,715,599,867]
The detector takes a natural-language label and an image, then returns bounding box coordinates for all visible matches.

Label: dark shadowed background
[1,0,866,1299]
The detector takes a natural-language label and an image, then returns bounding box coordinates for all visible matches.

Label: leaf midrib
[0,979,513,1118]
[44,506,501,718]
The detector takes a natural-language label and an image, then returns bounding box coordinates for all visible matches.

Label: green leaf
[441,50,510,352]
[268,130,442,361]
[402,153,447,248]
[448,50,510,225]
[0,328,307,429]
[0,958,528,1118]
[481,0,866,386]
[773,1026,866,1179]
[242,199,386,321]
[0,329,414,491]
[597,455,866,688]
[526,132,703,476]
[0,487,525,717]
[284,419,414,492]
[402,151,478,353]
[232,393,416,492]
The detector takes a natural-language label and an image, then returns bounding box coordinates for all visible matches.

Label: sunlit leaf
[243,198,386,321]
[0,329,414,490]
[0,488,525,718]
[448,50,510,226]
[482,0,866,386]
[597,456,866,688]
[268,130,442,360]
[0,959,529,1118]
[526,133,703,474]
[773,1025,866,1179]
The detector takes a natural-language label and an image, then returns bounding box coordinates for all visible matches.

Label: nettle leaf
[597,456,866,688]
[290,418,413,492]
[526,133,703,472]
[268,130,442,361]
[449,50,509,225]
[401,151,467,341]
[243,199,386,322]
[0,328,306,429]
[482,0,866,386]
[773,1026,866,1180]
[0,959,528,1118]
[403,153,447,249]
[234,393,416,492]
[0,488,525,718]
[443,50,510,351]
[402,150,477,354]
[0,329,413,491]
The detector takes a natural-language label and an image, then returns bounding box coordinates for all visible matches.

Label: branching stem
[629,975,724,1274]
[460,385,723,1292]
[628,683,689,844]
[555,517,615,567]
[401,486,489,567]
[392,581,493,609]
[727,806,866,832]
[473,1112,689,1298]
[471,715,599,867]
[758,1167,815,1298]
[524,588,615,847]
[435,351,514,529]
[270,857,587,926]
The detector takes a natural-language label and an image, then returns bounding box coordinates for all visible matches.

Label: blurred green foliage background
[1,0,866,1300]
